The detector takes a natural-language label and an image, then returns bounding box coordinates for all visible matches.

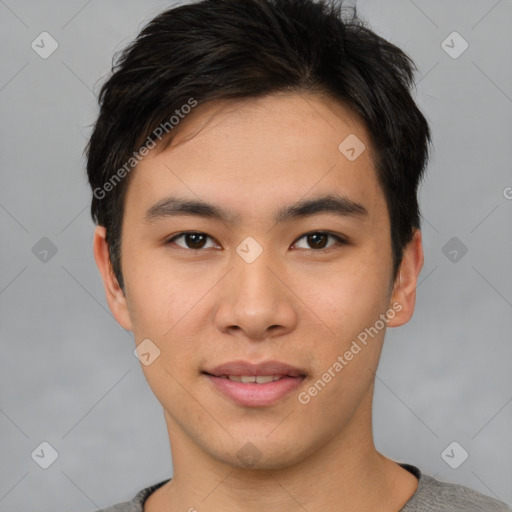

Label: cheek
[123,251,214,377]
[122,244,188,331]
[292,252,392,400]
[295,267,389,421]
[296,255,390,336]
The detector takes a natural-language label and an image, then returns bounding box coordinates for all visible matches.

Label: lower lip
[204,374,305,407]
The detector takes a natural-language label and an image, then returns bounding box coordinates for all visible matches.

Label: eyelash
[164,231,348,252]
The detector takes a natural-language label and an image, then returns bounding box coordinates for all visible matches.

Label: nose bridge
[214,239,297,339]
[232,240,280,306]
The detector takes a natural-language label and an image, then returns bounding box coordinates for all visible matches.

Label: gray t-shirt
[96,463,511,512]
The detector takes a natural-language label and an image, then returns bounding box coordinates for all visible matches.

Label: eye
[165,232,219,250]
[165,231,347,252]
[292,231,347,251]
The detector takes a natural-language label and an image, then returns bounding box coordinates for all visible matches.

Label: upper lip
[203,360,306,378]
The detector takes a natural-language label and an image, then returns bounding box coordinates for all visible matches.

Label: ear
[93,225,133,331]
[386,229,424,327]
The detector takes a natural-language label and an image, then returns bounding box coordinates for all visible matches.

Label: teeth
[226,375,283,383]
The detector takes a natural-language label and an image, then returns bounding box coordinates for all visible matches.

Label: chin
[210,436,315,471]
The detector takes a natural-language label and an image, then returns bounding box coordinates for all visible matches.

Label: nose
[214,249,298,341]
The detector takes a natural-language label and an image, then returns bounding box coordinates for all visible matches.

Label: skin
[94,92,423,512]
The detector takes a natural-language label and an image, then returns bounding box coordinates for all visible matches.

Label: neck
[146,387,418,512]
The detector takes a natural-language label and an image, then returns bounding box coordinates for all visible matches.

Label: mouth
[205,374,293,383]
[202,360,307,407]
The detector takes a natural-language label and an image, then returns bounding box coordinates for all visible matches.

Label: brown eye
[293,231,346,250]
[307,233,328,249]
[184,233,207,249]
[166,232,217,250]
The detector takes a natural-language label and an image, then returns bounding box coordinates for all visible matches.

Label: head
[88,0,429,470]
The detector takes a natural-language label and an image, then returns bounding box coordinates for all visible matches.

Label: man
[86,0,511,510]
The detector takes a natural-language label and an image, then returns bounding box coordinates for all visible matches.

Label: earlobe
[387,229,424,328]
[92,225,133,331]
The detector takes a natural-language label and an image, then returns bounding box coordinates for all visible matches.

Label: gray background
[0,0,511,510]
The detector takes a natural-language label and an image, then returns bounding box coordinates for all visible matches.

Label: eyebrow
[144,193,368,225]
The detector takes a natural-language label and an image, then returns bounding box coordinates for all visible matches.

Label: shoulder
[401,465,511,512]
[94,503,136,512]
[92,479,171,512]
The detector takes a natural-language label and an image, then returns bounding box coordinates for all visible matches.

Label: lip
[203,360,306,378]
[202,360,307,407]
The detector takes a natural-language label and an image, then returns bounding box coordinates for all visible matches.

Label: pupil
[308,233,327,249]
[183,233,329,250]
[187,233,205,249]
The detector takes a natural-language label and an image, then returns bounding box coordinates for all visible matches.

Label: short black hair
[86,0,430,291]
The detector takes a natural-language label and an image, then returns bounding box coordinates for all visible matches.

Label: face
[94,92,422,470]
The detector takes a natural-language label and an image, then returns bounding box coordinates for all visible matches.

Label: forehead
[124,92,385,223]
